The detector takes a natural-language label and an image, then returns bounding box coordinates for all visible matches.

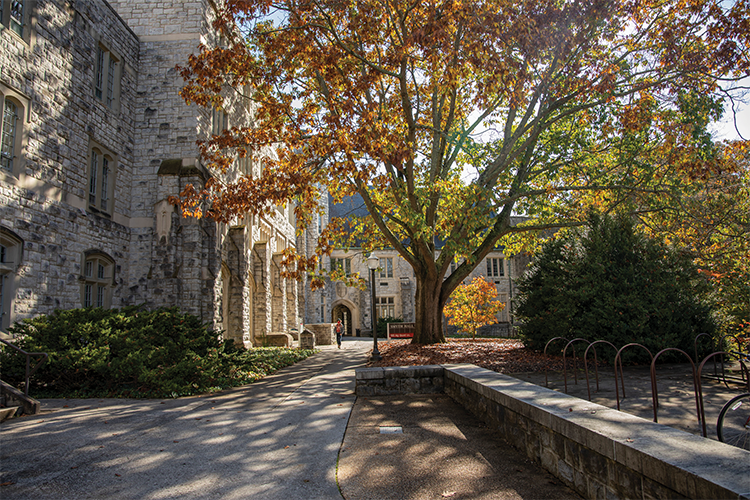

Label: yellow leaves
[444,277,505,339]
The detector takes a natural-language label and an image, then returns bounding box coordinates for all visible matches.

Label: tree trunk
[411,271,446,344]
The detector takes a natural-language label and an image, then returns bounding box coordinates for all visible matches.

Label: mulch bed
[367,338,580,373]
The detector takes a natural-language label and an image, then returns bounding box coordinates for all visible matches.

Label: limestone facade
[0,0,305,346]
[322,247,529,337]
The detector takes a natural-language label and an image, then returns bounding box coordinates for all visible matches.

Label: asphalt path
[0,339,372,500]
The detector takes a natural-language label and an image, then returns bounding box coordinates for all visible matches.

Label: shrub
[0,306,314,398]
[376,316,403,338]
[515,214,716,364]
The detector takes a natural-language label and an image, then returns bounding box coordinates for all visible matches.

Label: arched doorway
[332,304,352,336]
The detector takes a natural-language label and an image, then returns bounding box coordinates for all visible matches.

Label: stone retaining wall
[355,364,750,500]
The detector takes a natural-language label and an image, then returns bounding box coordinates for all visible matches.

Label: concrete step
[0,405,20,422]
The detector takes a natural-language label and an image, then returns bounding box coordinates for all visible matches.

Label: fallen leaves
[369,339,585,373]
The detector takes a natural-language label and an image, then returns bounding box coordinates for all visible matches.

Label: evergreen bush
[515,214,716,364]
[0,306,314,398]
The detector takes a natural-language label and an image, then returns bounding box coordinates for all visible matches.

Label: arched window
[0,228,23,331]
[81,252,115,308]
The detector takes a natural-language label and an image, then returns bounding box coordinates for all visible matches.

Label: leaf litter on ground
[367,339,590,373]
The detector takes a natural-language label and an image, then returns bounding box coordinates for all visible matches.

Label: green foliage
[376,316,403,338]
[515,215,716,364]
[0,306,315,398]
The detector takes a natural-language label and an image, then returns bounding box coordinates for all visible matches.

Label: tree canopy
[176,0,750,343]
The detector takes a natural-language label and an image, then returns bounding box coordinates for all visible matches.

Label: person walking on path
[335,319,344,348]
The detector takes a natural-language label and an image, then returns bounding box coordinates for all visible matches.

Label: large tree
[176,0,749,343]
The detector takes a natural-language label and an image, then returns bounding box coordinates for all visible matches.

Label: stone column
[271,253,287,332]
[252,242,272,344]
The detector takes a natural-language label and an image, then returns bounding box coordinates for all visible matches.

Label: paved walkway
[0,340,370,500]
[1,338,581,500]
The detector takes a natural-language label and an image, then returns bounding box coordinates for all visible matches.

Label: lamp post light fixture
[367,251,382,361]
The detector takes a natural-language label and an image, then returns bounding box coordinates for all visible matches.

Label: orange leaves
[444,277,505,339]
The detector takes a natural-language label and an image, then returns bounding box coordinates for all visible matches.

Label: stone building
[0,0,305,346]
[316,195,530,337]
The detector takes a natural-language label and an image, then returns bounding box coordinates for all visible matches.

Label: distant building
[311,194,531,337]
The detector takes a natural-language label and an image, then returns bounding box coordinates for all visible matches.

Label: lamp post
[367,251,382,361]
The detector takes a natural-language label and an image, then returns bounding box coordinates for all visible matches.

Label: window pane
[97,263,105,279]
[10,0,23,36]
[101,159,109,210]
[96,285,104,307]
[84,284,92,307]
[106,57,116,107]
[487,259,492,276]
[1,100,18,171]
[89,151,98,204]
[85,261,93,277]
[0,245,5,264]
[0,274,5,322]
[95,47,105,100]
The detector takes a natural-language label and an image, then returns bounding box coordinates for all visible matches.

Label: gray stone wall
[0,0,139,323]
[1,0,304,346]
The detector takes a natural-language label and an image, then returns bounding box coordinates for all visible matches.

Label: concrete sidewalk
[338,394,580,500]
[0,338,583,500]
[0,339,372,500]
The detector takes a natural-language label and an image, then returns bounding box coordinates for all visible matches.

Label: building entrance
[332,304,352,336]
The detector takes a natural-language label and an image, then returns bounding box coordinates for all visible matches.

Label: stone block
[299,329,315,349]
[356,367,384,380]
[257,332,292,347]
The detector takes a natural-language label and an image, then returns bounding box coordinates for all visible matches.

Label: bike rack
[613,343,653,411]
[543,337,569,388]
[562,338,590,393]
[697,352,750,437]
[650,348,701,427]
[694,332,715,376]
[583,340,620,401]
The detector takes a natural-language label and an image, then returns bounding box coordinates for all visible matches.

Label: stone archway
[332,303,353,336]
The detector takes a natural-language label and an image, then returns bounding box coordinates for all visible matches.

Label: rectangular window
[375,297,395,320]
[88,144,116,214]
[84,283,92,307]
[212,108,228,136]
[0,274,5,323]
[84,260,93,278]
[89,150,98,204]
[1,99,18,171]
[93,44,121,109]
[95,47,105,100]
[487,257,504,278]
[379,257,393,278]
[100,158,109,210]
[106,56,117,107]
[0,245,5,263]
[96,285,104,307]
[331,257,351,276]
[10,0,23,37]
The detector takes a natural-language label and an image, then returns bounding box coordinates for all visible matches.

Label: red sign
[387,322,415,339]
